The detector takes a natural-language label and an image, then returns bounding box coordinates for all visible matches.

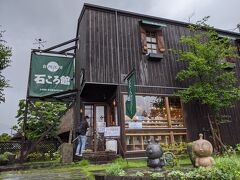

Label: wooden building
[60,4,240,157]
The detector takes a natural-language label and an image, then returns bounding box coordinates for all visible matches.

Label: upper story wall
[76,4,240,88]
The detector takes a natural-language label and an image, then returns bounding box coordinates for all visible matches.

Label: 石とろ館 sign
[28,54,74,97]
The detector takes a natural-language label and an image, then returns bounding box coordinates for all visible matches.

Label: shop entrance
[80,83,118,153]
[84,104,107,152]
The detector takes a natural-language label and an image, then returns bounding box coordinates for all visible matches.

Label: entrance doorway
[84,104,106,152]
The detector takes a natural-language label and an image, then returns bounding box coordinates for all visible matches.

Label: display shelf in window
[125,132,187,152]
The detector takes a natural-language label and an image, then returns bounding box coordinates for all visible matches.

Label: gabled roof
[78,3,240,38]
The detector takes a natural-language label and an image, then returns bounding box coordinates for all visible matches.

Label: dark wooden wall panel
[116,13,195,88]
[85,9,119,83]
[219,102,240,145]
[77,5,240,146]
[76,10,88,87]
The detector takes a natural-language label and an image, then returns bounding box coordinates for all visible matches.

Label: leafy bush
[150,172,164,180]
[215,155,240,179]
[0,152,15,163]
[113,156,126,166]
[167,155,240,180]
[160,142,187,155]
[78,159,89,166]
[27,152,42,161]
[0,133,11,142]
[223,145,236,156]
[168,170,185,180]
[0,154,8,161]
[3,152,15,162]
[134,171,144,176]
[52,151,60,160]
[106,163,126,176]
[235,144,240,153]
[3,152,14,156]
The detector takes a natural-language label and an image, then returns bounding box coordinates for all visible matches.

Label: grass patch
[6,154,239,180]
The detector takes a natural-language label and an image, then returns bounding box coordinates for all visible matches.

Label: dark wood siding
[76,5,240,146]
[76,9,88,86]
[85,9,119,83]
[117,13,192,88]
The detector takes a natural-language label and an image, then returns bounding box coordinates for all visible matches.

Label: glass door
[84,104,106,152]
[95,105,106,151]
[84,105,94,151]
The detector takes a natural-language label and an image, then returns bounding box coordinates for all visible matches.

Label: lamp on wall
[80,107,83,114]
[113,99,116,106]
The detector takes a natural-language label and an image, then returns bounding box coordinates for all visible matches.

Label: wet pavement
[1,169,89,180]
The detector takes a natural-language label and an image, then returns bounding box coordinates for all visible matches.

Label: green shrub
[52,151,60,160]
[0,154,8,161]
[106,163,126,176]
[44,152,50,159]
[215,155,240,179]
[27,152,42,161]
[167,157,240,180]
[134,171,144,176]
[0,152,16,162]
[78,159,89,166]
[113,157,126,166]
[223,145,236,156]
[235,144,240,153]
[160,142,187,156]
[168,170,185,180]
[150,172,164,180]
[3,152,14,156]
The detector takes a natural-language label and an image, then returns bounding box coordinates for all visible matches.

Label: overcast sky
[0,0,239,135]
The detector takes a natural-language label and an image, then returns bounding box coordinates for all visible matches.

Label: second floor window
[140,23,165,55]
[146,31,157,54]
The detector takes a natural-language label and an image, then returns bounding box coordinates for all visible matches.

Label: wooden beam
[42,38,78,52]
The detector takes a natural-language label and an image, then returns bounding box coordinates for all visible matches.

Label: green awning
[140,20,167,28]
[147,53,164,61]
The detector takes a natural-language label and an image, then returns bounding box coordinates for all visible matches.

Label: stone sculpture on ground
[192,133,215,168]
[146,138,165,171]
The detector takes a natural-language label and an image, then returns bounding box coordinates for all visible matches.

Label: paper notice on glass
[128,122,142,129]
[97,122,106,133]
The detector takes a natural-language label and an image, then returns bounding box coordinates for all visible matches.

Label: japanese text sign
[104,126,120,137]
[28,54,74,97]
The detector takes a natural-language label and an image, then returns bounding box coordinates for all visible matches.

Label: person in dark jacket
[75,116,89,157]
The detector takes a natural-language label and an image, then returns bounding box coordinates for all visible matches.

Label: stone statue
[146,138,165,171]
[192,133,215,168]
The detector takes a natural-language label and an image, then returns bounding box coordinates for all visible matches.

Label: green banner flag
[125,73,136,119]
[28,54,74,97]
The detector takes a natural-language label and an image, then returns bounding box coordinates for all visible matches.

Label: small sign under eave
[104,126,120,137]
[141,20,167,28]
